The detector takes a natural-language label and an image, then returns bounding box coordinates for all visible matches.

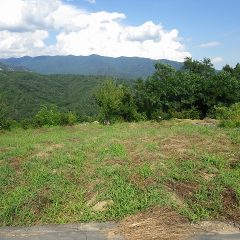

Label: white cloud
[0,0,190,61]
[0,0,59,32]
[198,41,221,48]
[211,57,223,64]
[0,30,50,57]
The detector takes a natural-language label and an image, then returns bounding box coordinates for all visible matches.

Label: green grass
[0,120,239,226]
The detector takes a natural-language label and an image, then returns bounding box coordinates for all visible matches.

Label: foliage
[34,105,61,127]
[216,102,240,127]
[32,105,78,127]
[1,57,240,126]
[60,111,77,126]
[94,79,141,123]
[20,118,34,129]
[0,96,11,130]
[135,58,240,120]
[0,71,133,121]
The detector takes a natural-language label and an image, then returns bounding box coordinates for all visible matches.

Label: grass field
[0,120,239,227]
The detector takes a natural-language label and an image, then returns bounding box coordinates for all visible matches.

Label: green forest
[0,57,240,129]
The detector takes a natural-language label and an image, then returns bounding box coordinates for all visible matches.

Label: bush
[216,103,240,127]
[0,119,12,130]
[60,111,77,126]
[34,105,61,127]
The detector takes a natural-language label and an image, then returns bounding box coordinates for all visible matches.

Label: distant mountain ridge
[0,55,183,78]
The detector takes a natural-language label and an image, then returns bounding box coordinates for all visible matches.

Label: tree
[184,57,215,77]
[95,79,140,123]
[135,58,240,120]
[234,63,240,80]
[222,64,234,74]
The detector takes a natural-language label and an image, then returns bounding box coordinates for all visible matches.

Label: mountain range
[0,55,183,78]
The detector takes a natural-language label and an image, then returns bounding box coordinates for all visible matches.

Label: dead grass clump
[33,143,65,159]
[115,207,199,240]
[160,135,200,156]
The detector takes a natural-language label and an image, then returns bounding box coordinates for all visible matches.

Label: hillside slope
[0,55,183,78]
[0,71,132,120]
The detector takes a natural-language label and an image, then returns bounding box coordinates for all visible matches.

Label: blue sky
[0,0,239,68]
[74,0,240,68]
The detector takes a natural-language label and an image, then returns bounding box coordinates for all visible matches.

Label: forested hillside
[0,62,28,72]
[0,71,132,120]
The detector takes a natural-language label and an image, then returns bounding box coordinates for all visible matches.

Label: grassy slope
[0,120,239,227]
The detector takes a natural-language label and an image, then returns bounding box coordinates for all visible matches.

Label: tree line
[95,57,240,126]
[1,57,240,130]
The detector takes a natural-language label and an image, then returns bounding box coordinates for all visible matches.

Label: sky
[0,0,239,69]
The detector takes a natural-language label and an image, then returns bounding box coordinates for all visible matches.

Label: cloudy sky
[0,0,239,68]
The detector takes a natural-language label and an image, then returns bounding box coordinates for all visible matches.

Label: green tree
[135,58,240,120]
[184,57,215,77]
[95,79,140,123]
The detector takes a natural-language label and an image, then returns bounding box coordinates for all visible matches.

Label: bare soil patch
[166,181,199,199]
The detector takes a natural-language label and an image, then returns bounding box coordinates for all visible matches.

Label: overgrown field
[0,120,239,227]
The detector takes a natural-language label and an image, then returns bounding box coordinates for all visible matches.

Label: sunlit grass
[0,120,239,226]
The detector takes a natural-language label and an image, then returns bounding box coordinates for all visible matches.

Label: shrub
[216,103,240,127]
[60,111,77,126]
[0,119,12,130]
[34,105,61,127]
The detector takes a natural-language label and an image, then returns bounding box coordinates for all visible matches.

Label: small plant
[138,164,153,179]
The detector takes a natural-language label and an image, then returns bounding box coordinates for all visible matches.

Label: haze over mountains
[0,61,28,72]
[0,55,183,78]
